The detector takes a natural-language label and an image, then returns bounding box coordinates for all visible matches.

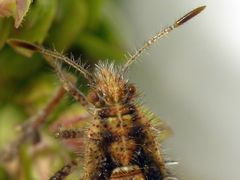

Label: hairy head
[87,63,136,107]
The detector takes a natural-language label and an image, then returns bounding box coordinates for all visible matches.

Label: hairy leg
[49,128,85,179]
[49,160,79,180]
[55,129,84,139]
[7,39,94,113]
[53,62,93,114]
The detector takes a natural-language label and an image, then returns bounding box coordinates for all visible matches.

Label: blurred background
[0,0,240,179]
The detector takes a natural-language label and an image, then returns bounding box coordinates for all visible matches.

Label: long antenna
[7,40,93,81]
[123,6,206,72]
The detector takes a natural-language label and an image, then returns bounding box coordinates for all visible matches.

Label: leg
[8,40,93,112]
[31,86,66,130]
[50,131,113,180]
[49,129,86,179]
[53,62,93,114]
[55,129,83,139]
[49,160,78,180]
[0,86,65,162]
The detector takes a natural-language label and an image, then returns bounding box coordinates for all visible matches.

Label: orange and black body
[83,64,167,180]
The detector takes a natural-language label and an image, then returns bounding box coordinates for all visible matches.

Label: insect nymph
[9,6,205,180]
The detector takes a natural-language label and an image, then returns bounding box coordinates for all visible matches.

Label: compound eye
[88,91,99,103]
[128,84,136,95]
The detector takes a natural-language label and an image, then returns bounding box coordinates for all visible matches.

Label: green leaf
[0,18,13,48]
[0,46,44,101]
[20,144,33,180]
[76,31,124,62]
[0,105,25,148]
[0,166,10,180]
[47,0,87,51]
[86,0,104,29]
[11,0,57,43]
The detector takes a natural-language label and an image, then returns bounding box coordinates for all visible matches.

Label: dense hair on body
[88,62,136,107]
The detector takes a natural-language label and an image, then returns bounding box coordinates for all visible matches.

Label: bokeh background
[122,0,240,179]
[0,0,240,179]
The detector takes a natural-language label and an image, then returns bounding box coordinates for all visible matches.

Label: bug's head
[87,63,136,107]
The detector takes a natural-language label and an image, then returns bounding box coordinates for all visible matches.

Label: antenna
[7,39,93,81]
[123,6,206,72]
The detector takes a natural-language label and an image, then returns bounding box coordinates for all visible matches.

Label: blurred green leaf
[86,0,104,29]
[0,18,13,48]
[48,0,87,51]
[20,144,33,180]
[76,31,124,62]
[11,0,57,43]
[0,47,41,79]
[0,46,44,102]
[16,73,60,114]
[0,105,25,148]
[0,166,9,180]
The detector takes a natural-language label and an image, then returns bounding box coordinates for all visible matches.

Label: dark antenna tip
[7,39,39,52]
[174,5,206,28]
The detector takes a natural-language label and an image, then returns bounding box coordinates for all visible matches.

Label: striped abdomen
[83,103,165,180]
